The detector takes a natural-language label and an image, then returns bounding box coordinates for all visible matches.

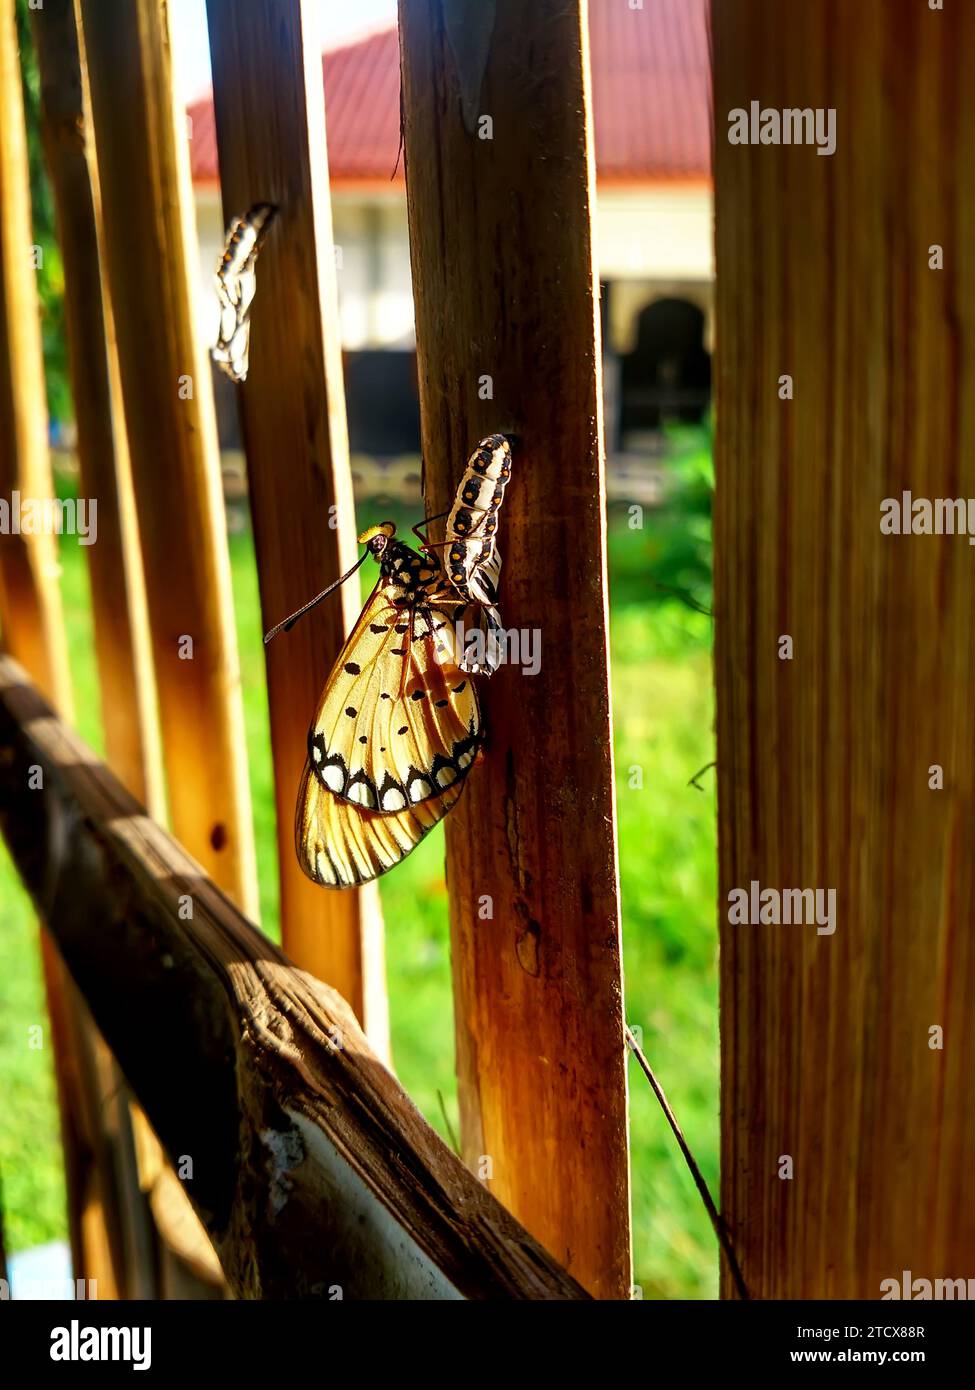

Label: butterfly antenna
[264,551,368,644]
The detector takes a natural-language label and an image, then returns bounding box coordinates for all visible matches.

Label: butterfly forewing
[283,528,485,889]
[306,563,482,814]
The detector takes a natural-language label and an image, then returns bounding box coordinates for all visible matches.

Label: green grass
[0,443,718,1297]
[612,533,718,1298]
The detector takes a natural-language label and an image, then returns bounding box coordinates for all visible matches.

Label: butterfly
[211,202,277,384]
[265,523,484,888]
[420,434,513,675]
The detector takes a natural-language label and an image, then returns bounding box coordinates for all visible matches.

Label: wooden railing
[0,654,586,1299]
[0,0,630,1298]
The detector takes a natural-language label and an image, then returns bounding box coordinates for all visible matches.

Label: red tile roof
[188,1,710,187]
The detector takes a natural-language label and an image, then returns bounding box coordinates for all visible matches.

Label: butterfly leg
[412,510,451,546]
[419,507,492,548]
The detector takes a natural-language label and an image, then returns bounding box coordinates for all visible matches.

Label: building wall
[595,184,713,281]
[192,182,713,354]
[195,187,226,349]
[331,192,415,348]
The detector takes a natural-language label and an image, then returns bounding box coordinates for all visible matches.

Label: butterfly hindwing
[296,759,463,888]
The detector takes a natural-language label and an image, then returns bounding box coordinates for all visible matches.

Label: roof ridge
[187,2,711,185]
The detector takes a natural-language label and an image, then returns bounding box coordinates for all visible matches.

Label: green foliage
[610,420,713,617]
[15,0,72,426]
[0,866,66,1252]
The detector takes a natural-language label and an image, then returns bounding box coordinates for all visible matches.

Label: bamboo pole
[30,0,224,1299]
[713,0,975,1297]
[399,0,631,1298]
[0,653,589,1301]
[204,0,388,1053]
[0,0,72,710]
[0,0,121,1296]
[78,0,259,918]
[31,0,163,813]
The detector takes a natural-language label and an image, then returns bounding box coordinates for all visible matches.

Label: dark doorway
[619,297,711,438]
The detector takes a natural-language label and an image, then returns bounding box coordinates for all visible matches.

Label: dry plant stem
[625,1026,750,1300]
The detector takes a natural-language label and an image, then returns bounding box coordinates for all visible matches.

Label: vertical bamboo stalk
[0,0,71,709]
[78,0,258,917]
[399,0,631,1298]
[204,0,388,1052]
[0,0,121,1296]
[713,0,975,1296]
[32,0,163,813]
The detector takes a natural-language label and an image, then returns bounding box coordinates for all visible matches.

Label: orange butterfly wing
[294,548,484,888]
[306,576,482,812]
[295,762,464,888]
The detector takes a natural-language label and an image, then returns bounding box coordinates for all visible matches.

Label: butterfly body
[375,534,444,600]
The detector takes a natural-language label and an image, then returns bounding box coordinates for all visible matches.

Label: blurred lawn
[0,432,718,1298]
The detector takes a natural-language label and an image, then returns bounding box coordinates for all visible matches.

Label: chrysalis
[439,434,513,675]
[211,202,277,383]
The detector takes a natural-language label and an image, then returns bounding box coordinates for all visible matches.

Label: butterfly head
[358,522,397,560]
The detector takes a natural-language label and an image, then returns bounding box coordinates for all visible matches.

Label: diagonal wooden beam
[0,654,588,1300]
